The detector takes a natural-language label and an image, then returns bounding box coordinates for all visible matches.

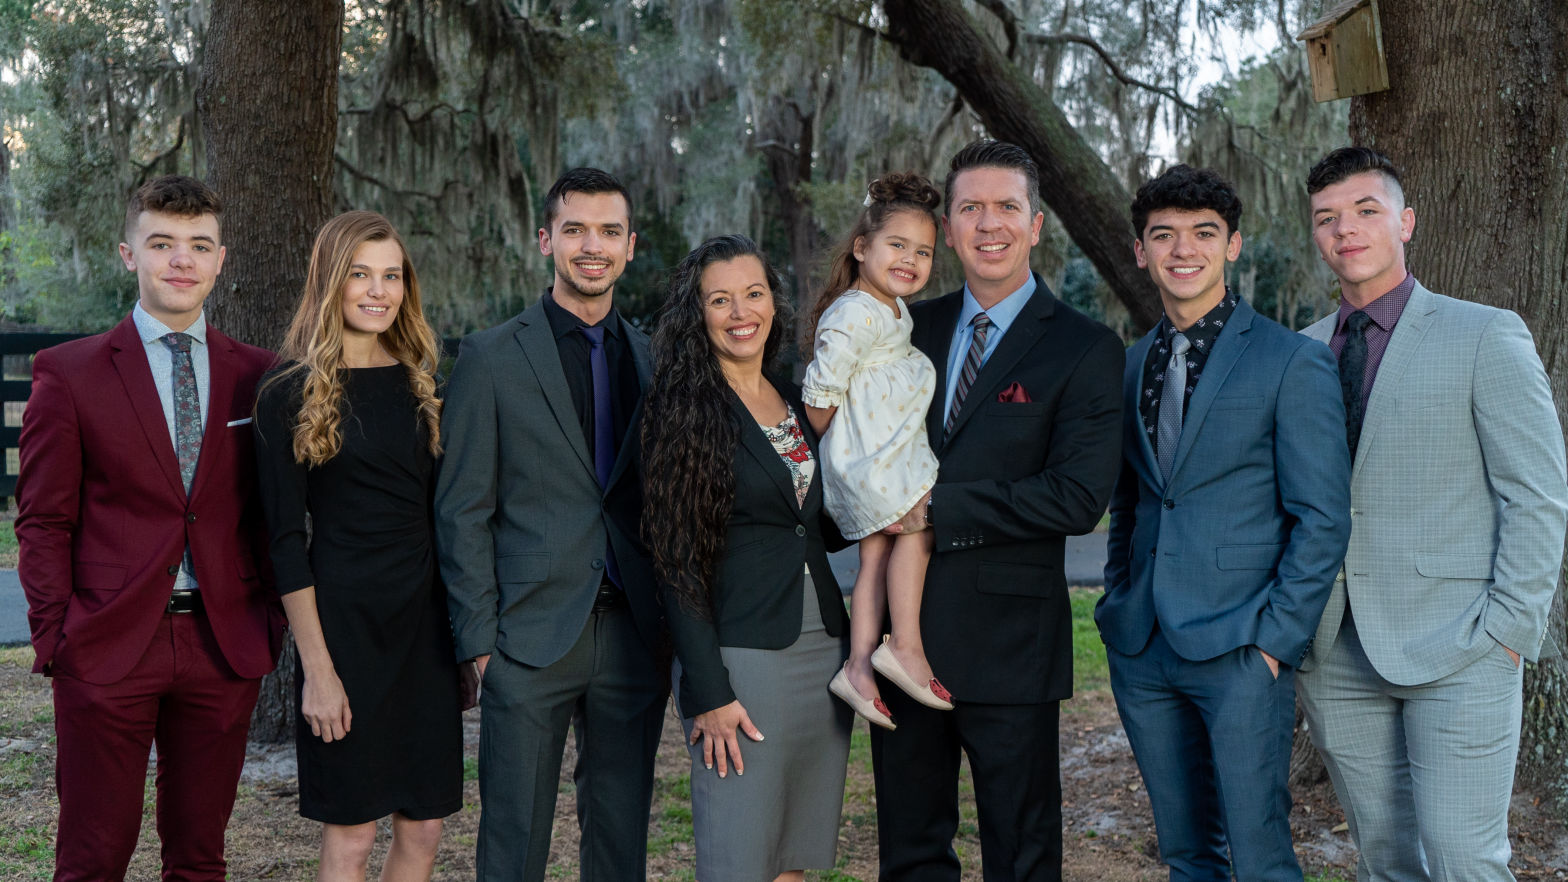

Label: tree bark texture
[1350,0,1568,816]
[881,0,1162,332]
[759,97,820,312]
[196,0,343,351]
[197,0,344,742]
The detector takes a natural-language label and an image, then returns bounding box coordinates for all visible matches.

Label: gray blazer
[435,299,659,668]
[1299,282,1568,683]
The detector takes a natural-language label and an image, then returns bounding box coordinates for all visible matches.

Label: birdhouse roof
[1296,0,1372,41]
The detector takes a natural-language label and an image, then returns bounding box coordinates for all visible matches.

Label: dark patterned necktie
[1340,311,1373,458]
[945,312,992,437]
[162,332,201,493]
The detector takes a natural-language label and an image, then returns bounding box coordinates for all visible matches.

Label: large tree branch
[882,0,1162,331]
[1024,32,1200,114]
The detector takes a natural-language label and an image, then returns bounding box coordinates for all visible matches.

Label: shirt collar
[1336,272,1415,335]
[1160,289,1239,350]
[957,274,1036,336]
[542,289,621,341]
[133,302,208,346]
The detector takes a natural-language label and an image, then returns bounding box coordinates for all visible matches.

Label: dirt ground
[1,643,1565,881]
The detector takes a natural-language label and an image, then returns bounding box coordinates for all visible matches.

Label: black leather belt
[166,590,203,615]
[591,580,626,611]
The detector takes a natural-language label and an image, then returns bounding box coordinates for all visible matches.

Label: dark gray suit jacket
[435,299,661,667]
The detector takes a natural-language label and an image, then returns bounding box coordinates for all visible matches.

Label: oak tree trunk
[881,0,1162,331]
[196,0,344,742]
[1349,0,1568,816]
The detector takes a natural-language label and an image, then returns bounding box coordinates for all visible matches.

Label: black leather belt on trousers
[166,590,203,614]
[592,579,626,611]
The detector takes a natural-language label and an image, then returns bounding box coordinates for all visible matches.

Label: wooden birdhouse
[1296,0,1390,102]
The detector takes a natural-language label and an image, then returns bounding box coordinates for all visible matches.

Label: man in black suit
[871,140,1124,881]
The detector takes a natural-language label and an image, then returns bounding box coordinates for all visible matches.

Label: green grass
[1306,875,1352,882]
[1070,587,1110,694]
[0,521,16,557]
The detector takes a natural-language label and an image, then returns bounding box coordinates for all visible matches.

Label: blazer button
[167,564,179,575]
[185,512,197,523]
[1149,548,1156,558]
[591,559,604,570]
[795,525,806,537]
[1162,499,1175,510]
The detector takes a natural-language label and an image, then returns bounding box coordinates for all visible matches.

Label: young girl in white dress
[803,172,951,728]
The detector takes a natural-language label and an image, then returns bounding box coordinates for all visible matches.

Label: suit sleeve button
[795,525,806,537]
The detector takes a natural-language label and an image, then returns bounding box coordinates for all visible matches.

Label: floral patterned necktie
[161,332,200,494]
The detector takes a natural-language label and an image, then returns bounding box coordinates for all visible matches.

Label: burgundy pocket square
[998,382,1032,403]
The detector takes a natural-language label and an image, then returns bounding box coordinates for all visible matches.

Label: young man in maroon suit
[17,175,282,881]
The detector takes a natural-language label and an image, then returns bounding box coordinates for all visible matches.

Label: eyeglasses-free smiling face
[1134,207,1241,326]
[340,238,406,344]
[538,190,637,306]
[118,210,226,332]
[701,254,775,375]
[942,166,1045,305]
[853,210,937,306]
[1310,170,1415,307]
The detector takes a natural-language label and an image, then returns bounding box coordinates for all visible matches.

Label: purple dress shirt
[1328,274,1416,413]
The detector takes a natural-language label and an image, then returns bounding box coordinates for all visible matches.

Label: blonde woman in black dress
[254,211,474,881]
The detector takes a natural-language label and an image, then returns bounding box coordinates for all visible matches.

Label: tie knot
[578,325,606,347]
[1170,332,1191,357]
[971,312,992,330]
[1345,310,1373,333]
[161,332,193,355]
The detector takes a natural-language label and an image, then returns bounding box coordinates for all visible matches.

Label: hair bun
[867,172,942,212]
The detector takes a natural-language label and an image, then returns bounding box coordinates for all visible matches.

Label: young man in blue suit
[1097,165,1352,881]
[1296,147,1568,882]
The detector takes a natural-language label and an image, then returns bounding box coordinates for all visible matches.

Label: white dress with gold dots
[802,289,939,539]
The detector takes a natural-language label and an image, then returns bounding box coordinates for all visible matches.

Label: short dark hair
[1306,146,1404,202]
[541,167,634,231]
[1130,165,1243,237]
[944,139,1041,216]
[124,175,222,242]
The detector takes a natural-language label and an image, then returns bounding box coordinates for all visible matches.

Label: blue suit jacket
[1096,298,1351,667]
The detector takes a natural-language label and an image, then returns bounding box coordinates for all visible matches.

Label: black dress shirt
[1139,290,1240,444]
[541,290,639,467]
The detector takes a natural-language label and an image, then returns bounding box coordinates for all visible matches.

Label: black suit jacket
[659,377,848,716]
[911,274,1123,704]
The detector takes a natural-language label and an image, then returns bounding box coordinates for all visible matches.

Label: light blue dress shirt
[941,275,1037,420]
[132,302,210,591]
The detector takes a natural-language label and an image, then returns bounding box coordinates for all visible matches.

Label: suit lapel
[731,387,803,519]
[513,301,594,477]
[916,292,963,450]
[1353,283,1437,477]
[109,319,185,500]
[943,283,1053,446]
[1168,301,1253,485]
[1123,330,1161,488]
[188,328,238,499]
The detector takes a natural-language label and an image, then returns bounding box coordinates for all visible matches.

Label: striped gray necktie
[945,312,992,437]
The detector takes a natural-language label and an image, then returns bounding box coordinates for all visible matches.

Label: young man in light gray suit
[1097,165,1351,881]
[435,168,668,881]
[1296,147,1568,882]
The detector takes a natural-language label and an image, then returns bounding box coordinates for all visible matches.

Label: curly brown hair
[800,172,941,359]
[642,234,793,617]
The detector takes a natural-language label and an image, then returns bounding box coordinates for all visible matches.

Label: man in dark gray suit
[436,168,667,881]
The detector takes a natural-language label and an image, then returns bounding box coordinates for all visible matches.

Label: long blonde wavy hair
[268,210,443,466]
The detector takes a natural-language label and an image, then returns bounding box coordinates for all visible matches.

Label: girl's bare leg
[381,814,443,882]
[319,821,377,882]
[884,529,938,687]
[846,532,894,703]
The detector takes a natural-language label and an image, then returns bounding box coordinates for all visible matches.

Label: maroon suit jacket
[16,315,283,684]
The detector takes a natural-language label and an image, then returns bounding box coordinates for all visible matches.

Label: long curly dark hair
[800,172,941,359]
[642,234,793,617]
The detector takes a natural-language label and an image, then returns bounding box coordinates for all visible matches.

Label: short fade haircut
[1130,164,1243,237]
[1306,146,1405,205]
[944,139,1042,216]
[541,167,634,231]
[124,175,223,242]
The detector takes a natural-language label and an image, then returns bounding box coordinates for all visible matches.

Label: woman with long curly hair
[641,235,852,882]
[253,210,472,882]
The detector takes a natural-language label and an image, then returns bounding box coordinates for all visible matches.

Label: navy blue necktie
[579,326,620,587]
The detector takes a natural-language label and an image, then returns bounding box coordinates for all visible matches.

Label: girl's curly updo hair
[801,171,942,359]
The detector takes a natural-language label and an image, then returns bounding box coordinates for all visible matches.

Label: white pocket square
[226,417,253,427]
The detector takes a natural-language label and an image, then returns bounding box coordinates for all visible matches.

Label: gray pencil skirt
[675,571,853,881]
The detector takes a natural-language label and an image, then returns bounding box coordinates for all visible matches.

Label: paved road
[0,533,1110,646]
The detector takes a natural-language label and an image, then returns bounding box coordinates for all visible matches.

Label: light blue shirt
[132,302,210,591]
[941,275,1037,420]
